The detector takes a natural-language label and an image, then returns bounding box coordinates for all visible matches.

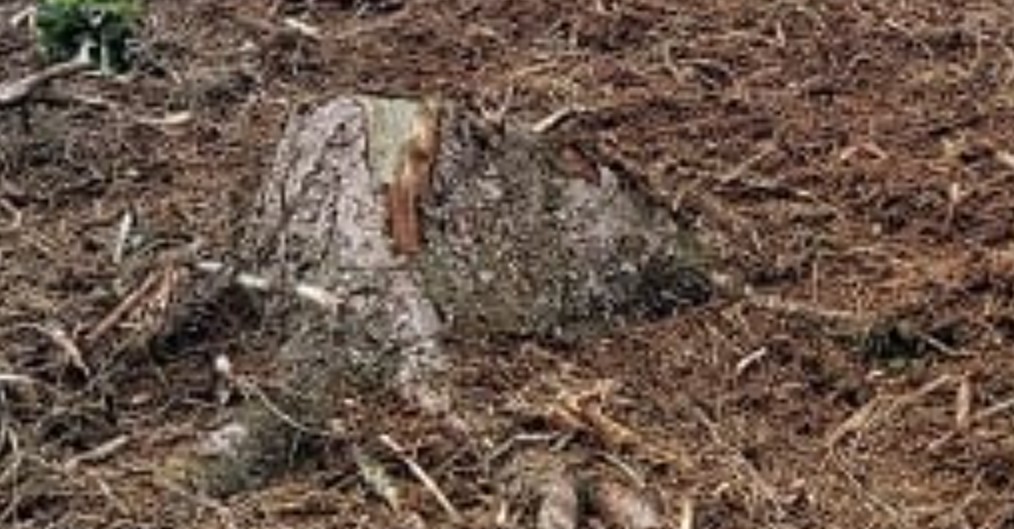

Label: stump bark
[171,96,710,496]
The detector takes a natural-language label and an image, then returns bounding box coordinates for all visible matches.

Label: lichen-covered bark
[175,96,710,496]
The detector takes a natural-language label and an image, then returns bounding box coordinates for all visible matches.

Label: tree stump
[170,96,711,496]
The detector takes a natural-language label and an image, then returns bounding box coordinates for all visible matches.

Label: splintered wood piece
[379,99,440,255]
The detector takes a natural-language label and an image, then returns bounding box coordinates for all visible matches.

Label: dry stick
[744,292,868,330]
[679,496,695,529]
[192,259,347,311]
[0,427,26,524]
[84,269,165,345]
[112,211,133,265]
[8,5,36,28]
[234,7,400,44]
[85,470,131,518]
[716,140,777,184]
[37,324,89,376]
[12,323,90,375]
[0,374,34,386]
[37,89,195,128]
[378,434,462,524]
[970,396,1014,425]
[229,12,321,42]
[63,435,130,471]
[531,105,585,134]
[0,58,92,109]
[825,396,885,448]
[281,17,322,40]
[0,198,22,233]
[955,376,972,431]
[734,346,770,377]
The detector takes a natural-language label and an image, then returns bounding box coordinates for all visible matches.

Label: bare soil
[3,1,1014,527]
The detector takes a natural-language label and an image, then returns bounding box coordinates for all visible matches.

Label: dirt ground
[3,0,1014,527]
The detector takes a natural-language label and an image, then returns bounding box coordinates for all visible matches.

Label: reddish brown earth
[3,1,1014,527]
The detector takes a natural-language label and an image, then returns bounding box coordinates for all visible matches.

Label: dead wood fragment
[0,58,92,109]
[997,150,1014,170]
[679,496,695,529]
[531,105,585,134]
[0,198,22,233]
[825,396,885,448]
[8,5,35,28]
[549,380,691,468]
[387,99,440,255]
[63,435,130,471]
[229,12,321,42]
[955,375,972,430]
[537,470,580,529]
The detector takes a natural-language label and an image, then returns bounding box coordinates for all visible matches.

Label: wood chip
[590,479,663,529]
[955,376,972,430]
[537,471,580,529]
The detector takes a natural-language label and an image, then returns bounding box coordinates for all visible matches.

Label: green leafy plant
[35,0,141,73]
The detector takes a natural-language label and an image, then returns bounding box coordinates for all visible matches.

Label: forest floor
[3,1,1014,528]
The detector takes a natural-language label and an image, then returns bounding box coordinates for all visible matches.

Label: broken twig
[531,105,585,134]
[15,322,90,375]
[0,57,92,109]
[84,269,166,345]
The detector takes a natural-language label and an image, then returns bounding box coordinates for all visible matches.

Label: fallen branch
[0,58,92,109]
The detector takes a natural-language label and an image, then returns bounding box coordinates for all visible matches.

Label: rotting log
[166,95,711,496]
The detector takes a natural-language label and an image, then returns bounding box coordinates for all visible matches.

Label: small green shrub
[35,0,141,73]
